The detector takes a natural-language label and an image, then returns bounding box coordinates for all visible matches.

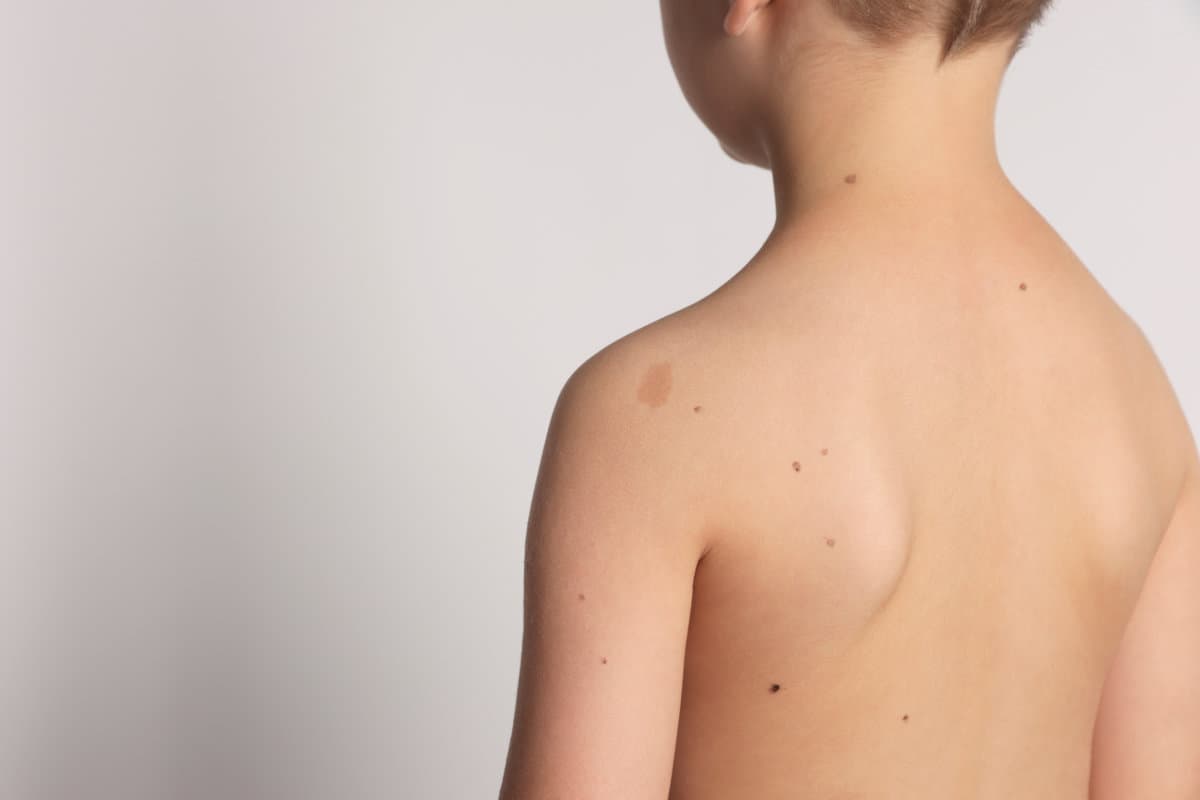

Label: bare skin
[500,3,1200,798]
[664,188,1196,799]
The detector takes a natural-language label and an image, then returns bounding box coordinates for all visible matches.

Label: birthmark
[636,361,673,409]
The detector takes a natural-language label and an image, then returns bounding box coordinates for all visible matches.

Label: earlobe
[722,0,772,37]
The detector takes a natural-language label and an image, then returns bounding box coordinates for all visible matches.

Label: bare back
[662,199,1193,798]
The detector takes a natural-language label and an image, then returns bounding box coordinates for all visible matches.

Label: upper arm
[499,348,710,799]
[1090,438,1200,799]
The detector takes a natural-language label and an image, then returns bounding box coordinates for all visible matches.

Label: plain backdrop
[0,1,1197,798]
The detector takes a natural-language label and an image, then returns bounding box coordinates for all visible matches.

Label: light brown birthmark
[636,361,673,409]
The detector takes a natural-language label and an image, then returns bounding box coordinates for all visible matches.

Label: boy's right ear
[722,0,773,36]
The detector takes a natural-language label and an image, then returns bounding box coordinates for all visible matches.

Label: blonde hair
[828,0,1055,58]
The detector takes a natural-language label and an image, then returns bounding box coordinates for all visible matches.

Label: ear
[723,0,773,36]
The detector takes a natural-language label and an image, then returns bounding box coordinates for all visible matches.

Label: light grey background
[1,1,1196,798]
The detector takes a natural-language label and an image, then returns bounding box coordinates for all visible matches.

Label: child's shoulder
[551,289,832,501]
[556,299,730,434]
[558,291,779,426]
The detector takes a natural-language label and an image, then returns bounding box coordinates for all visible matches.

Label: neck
[759,37,1016,231]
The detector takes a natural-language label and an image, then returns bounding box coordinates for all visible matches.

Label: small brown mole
[769,683,782,693]
[902,714,909,722]
[824,538,836,548]
[844,174,858,184]
[693,405,703,413]
[792,461,802,472]
[1019,282,1028,291]
[821,448,829,456]
[577,593,585,601]
[601,657,608,664]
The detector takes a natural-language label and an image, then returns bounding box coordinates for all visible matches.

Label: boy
[500,1,1199,797]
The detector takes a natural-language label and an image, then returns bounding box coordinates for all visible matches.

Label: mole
[578,593,585,601]
[601,657,608,664]
[693,405,703,413]
[844,174,858,184]
[769,683,782,693]
[821,448,829,456]
[792,461,802,472]
[902,714,909,722]
[1019,282,1028,291]
[825,538,837,548]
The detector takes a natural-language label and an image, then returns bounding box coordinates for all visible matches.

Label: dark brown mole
[770,683,782,693]
[825,538,836,548]
[844,174,858,184]
[902,714,909,722]
[1019,282,1028,291]
[693,405,703,413]
[792,461,802,472]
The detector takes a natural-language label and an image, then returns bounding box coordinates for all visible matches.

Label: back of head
[830,0,1055,58]
[660,0,1059,170]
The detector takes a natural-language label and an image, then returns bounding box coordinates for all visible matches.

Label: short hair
[828,0,1055,59]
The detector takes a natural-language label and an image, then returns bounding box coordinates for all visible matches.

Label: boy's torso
[653,197,1190,799]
